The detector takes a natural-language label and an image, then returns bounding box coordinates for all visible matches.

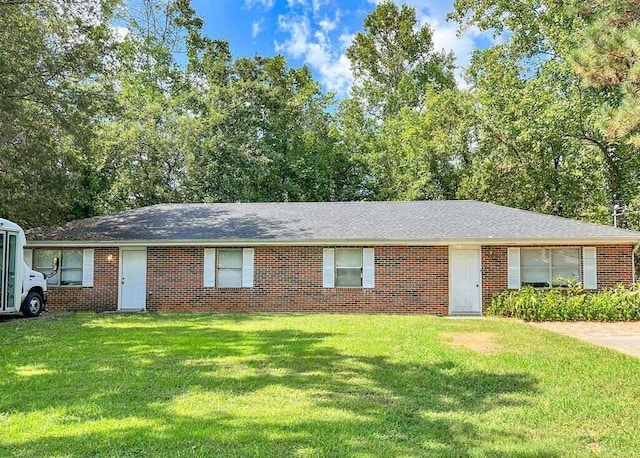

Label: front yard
[1,313,639,456]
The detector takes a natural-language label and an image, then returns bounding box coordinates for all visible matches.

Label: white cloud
[318,10,340,32]
[252,20,263,38]
[365,0,488,87]
[275,14,353,95]
[244,0,275,9]
[275,15,311,57]
[312,0,329,14]
[287,0,306,6]
[339,32,355,48]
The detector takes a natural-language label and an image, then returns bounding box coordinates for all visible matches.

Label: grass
[1,313,639,457]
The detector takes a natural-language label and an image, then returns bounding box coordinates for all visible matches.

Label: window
[35,249,84,286]
[322,248,374,289]
[521,248,580,287]
[217,249,243,288]
[204,248,254,288]
[335,248,363,287]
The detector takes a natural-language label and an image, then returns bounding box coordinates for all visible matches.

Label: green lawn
[1,313,639,457]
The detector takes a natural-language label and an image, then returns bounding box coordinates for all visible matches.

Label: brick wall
[38,244,635,315]
[45,247,119,312]
[480,245,635,311]
[481,246,508,311]
[146,246,449,314]
[596,245,634,287]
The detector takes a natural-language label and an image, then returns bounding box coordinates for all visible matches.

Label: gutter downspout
[633,242,640,285]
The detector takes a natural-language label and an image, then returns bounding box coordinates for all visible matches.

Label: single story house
[24,200,640,316]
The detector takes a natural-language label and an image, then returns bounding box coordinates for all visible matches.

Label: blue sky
[189,0,493,94]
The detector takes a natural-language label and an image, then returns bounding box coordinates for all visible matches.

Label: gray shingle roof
[25,201,640,244]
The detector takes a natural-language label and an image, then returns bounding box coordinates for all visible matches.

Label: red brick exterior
[595,245,634,288]
[145,246,449,314]
[39,244,635,315]
[481,245,634,311]
[44,247,119,312]
[481,246,508,311]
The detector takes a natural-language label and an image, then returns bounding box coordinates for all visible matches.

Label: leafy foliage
[0,0,117,226]
[571,0,640,146]
[450,0,640,221]
[342,2,461,202]
[489,284,640,321]
[347,1,455,120]
[3,0,640,231]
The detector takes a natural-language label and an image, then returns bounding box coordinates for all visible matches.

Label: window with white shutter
[324,248,375,289]
[203,248,254,288]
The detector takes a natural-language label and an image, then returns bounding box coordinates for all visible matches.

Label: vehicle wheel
[22,292,44,317]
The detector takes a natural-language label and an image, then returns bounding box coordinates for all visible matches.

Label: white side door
[449,248,482,315]
[119,248,147,311]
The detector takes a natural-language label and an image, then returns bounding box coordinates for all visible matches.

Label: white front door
[119,248,147,311]
[449,248,482,315]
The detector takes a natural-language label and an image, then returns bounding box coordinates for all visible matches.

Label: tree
[571,0,640,146]
[184,54,360,203]
[0,0,117,227]
[341,1,461,201]
[92,0,196,212]
[346,1,455,120]
[449,0,640,223]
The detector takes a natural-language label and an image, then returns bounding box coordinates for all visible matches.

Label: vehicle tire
[22,292,44,317]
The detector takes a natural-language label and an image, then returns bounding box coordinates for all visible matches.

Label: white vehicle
[0,218,51,317]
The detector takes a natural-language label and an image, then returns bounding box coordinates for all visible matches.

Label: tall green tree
[184,54,360,203]
[0,0,117,227]
[450,0,640,223]
[341,1,460,201]
[347,0,455,120]
[93,0,196,212]
[571,0,640,146]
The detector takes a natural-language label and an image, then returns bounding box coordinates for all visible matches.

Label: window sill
[213,287,250,290]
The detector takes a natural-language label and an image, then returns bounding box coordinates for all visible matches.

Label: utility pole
[613,204,625,227]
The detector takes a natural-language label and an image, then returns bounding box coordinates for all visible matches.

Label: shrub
[488,284,640,321]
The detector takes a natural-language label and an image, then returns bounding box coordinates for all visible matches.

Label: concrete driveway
[532,322,640,359]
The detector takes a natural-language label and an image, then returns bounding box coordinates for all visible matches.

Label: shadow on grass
[0,314,544,456]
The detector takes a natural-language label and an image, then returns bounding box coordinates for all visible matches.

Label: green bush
[488,284,640,321]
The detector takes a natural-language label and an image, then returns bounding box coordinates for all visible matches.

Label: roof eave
[24,236,640,248]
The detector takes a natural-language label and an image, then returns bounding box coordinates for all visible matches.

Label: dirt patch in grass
[441,332,503,354]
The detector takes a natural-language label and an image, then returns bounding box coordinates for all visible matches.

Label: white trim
[322,248,334,288]
[82,248,94,287]
[203,248,216,287]
[507,248,521,289]
[448,246,482,316]
[362,248,375,288]
[24,237,640,248]
[118,247,147,311]
[242,248,254,288]
[582,247,597,290]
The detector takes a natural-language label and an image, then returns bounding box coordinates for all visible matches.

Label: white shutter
[323,248,335,288]
[242,248,254,287]
[507,248,521,289]
[583,247,597,290]
[82,249,94,287]
[23,249,33,268]
[203,248,216,287]
[362,248,375,288]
